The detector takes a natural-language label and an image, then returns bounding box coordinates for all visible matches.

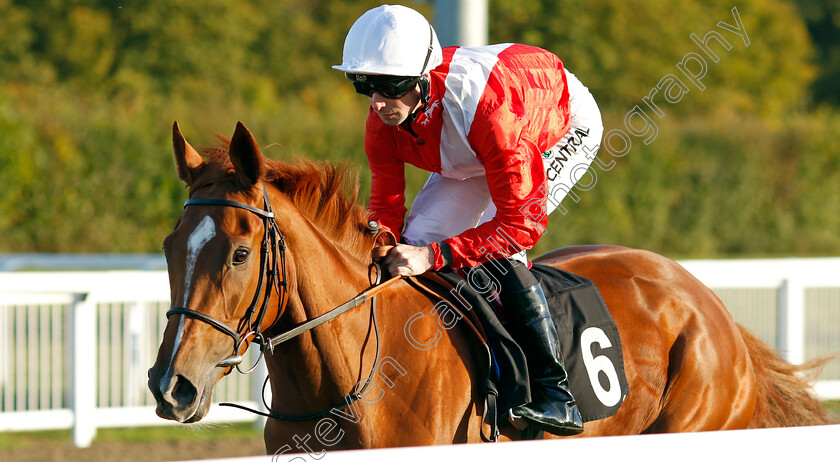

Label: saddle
[408,264,629,440]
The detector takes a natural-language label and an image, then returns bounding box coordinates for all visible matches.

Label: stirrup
[507,408,528,431]
[508,404,584,436]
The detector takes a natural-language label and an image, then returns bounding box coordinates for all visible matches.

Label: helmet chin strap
[409,21,435,117]
[418,23,434,75]
[418,75,432,108]
[402,76,430,128]
[401,21,436,127]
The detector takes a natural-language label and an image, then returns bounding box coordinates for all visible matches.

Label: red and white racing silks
[365,43,602,270]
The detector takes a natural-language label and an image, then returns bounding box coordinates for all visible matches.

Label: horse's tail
[739,324,832,427]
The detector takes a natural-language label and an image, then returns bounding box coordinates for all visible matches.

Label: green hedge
[530,109,840,258]
[0,0,837,258]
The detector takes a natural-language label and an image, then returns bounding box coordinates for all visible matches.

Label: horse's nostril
[171,374,198,407]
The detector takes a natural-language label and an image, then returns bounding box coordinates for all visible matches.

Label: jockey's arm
[385,133,549,276]
[429,110,549,271]
[366,119,408,239]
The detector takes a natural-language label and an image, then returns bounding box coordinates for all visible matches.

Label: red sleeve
[364,111,407,239]
[439,82,566,268]
[431,50,570,269]
[440,108,549,268]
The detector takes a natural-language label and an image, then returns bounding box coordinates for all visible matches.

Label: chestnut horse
[148,122,828,454]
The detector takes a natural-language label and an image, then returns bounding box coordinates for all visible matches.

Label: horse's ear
[172,121,204,185]
[229,121,263,188]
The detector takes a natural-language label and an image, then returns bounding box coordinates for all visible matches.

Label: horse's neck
[287,223,372,323]
[265,207,480,445]
[267,213,375,408]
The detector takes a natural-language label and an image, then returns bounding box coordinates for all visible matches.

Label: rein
[165,184,398,421]
[224,275,404,422]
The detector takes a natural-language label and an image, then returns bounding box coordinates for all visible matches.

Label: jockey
[334,4,603,436]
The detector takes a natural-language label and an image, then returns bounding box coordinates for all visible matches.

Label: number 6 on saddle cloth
[427,264,629,429]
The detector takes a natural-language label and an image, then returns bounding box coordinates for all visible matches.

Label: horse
[148,122,829,454]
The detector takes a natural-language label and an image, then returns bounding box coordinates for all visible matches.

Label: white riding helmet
[333,4,443,76]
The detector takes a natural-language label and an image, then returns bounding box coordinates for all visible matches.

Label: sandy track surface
[0,435,266,462]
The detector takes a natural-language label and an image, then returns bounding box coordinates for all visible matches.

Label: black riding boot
[506,282,584,436]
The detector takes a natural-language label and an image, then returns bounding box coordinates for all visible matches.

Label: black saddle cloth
[429,263,629,423]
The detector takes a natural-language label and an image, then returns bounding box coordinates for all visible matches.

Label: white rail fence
[0,271,268,448]
[0,257,838,449]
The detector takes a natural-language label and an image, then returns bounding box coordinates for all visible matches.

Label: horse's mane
[200,140,373,259]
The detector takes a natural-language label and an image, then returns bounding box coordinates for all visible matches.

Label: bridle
[164,183,398,420]
[166,184,288,374]
[162,183,500,439]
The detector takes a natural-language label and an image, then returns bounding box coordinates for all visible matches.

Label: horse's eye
[232,248,250,265]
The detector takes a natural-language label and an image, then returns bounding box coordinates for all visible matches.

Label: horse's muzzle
[147,365,208,423]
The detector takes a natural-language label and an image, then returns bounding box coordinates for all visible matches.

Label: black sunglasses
[348,74,422,99]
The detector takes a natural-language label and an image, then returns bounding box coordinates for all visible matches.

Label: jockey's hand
[383,243,434,277]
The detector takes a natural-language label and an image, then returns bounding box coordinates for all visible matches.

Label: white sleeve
[564,69,604,134]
